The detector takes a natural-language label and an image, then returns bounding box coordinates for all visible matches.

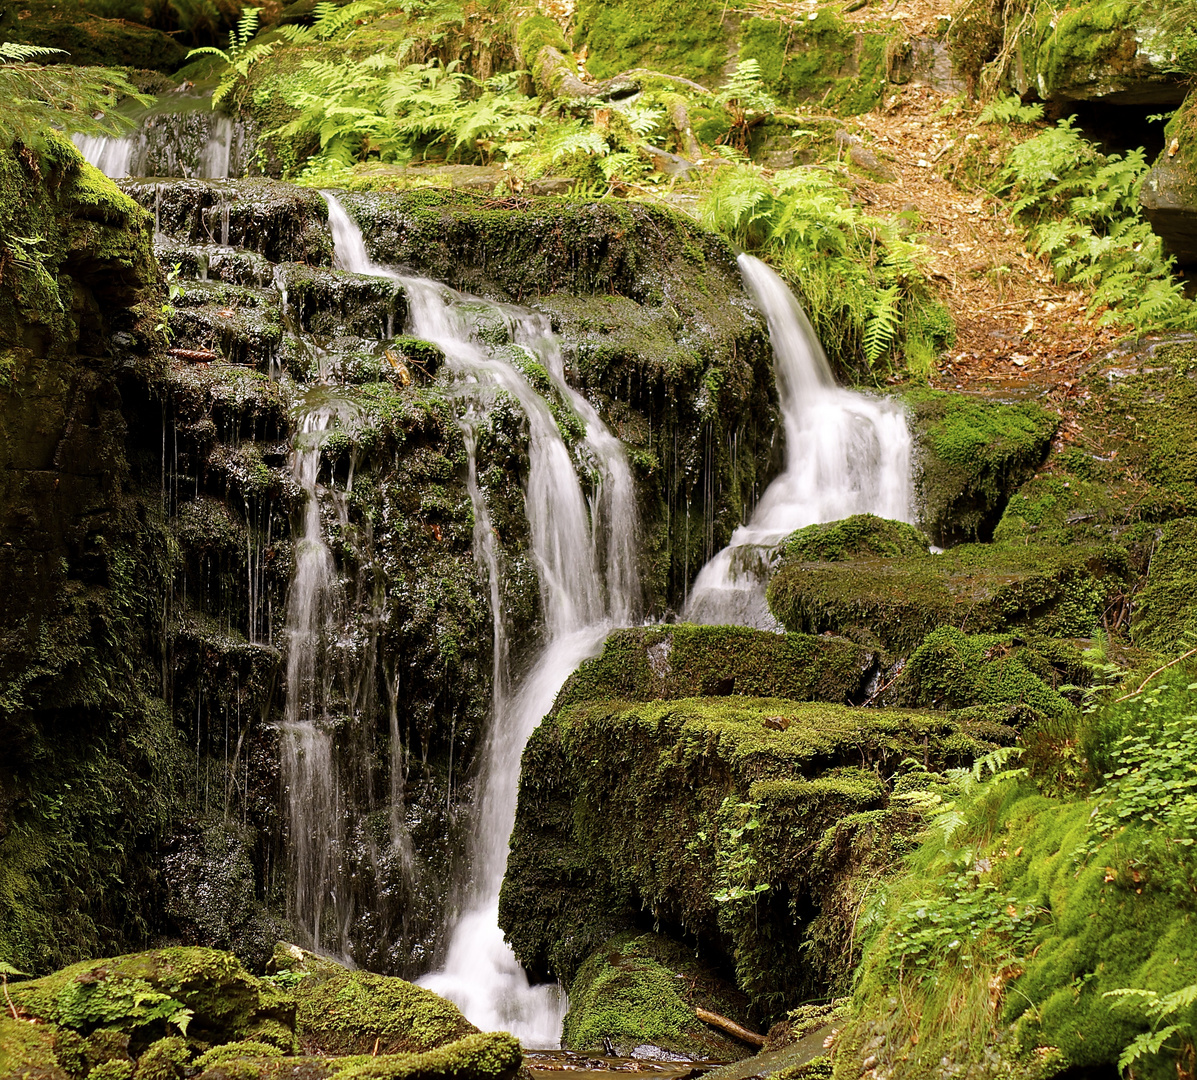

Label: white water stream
[74,108,243,179]
[685,255,914,628]
[322,194,641,1045]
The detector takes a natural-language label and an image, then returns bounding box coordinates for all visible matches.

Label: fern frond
[0,41,68,62]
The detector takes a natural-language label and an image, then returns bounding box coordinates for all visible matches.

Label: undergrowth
[840,661,1197,1080]
[992,109,1195,332]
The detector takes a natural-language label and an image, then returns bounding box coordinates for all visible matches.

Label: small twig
[3,975,18,1020]
[1112,647,1197,704]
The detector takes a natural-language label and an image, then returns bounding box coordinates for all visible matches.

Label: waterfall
[279,391,362,957]
[323,194,641,1044]
[73,101,247,179]
[685,255,914,628]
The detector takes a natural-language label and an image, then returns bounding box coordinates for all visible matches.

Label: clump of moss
[779,515,929,563]
[571,0,728,83]
[894,627,1082,723]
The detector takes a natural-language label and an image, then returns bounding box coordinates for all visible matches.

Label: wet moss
[563,932,751,1059]
[0,1015,69,1080]
[501,693,1000,1014]
[767,540,1130,654]
[904,389,1057,545]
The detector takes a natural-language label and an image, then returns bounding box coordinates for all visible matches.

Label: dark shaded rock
[1141,137,1197,266]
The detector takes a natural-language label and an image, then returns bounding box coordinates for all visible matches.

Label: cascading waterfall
[322,194,641,1043]
[685,255,914,628]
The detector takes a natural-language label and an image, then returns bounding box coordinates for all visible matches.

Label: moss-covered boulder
[778,515,929,563]
[767,540,1130,654]
[500,688,1009,1015]
[562,932,752,1059]
[1142,101,1197,266]
[555,624,880,709]
[9,948,292,1044]
[904,389,1057,545]
[190,1031,523,1080]
[280,949,477,1056]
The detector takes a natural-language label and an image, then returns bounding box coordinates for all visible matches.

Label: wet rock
[120,179,333,266]
[562,932,753,1060]
[274,263,407,340]
[767,538,1131,653]
[169,281,283,368]
[1141,135,1197,266]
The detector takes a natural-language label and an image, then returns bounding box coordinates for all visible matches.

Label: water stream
[685,255,914,628]
[322,194,642,1044]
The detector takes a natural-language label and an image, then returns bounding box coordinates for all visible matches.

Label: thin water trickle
[322,194,642,1045]
[684,255,914,628]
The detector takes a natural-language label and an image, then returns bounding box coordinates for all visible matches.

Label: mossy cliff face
[499,623,1010,1018]
[0,945,519,1080]
[334,189,776,609]
[0,137,188,972]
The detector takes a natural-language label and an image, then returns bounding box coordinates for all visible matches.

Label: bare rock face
[1141,114,1197,267]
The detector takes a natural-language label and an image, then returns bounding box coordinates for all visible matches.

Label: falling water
[685,255,914,628]
[278,392,362,957]
[323,194,641,1043]
[73,104,246,179]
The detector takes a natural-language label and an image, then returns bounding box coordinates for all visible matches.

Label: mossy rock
[903,389,1057,545]
[1132,517,1197,652]
[555,624,880,710]
[766,541,1129,654]
[2,0,187,70]
[892,626,1083,723]
[571,0,729,83]
[778,515,929,563]
[739,14,889,115]
[190,1031,523,1080]
[9,948,291,1043]
[292,966,477,1056]
[563,932,753,1059]
[500,693,1004,1014]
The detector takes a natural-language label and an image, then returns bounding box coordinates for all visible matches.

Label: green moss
[134,1037,191,1080]
[738,14,888,115]
[904,389,1057,544]
[515,14,568,63]
[0,1016,69,1080]
[501,693,999,1014]
[572,0,728,83]
[894,627,1081,723]
[88,1062,134,1080]
[779,515,929,563]
[766,540,1130,654]
[195,1041,283,1069]
[293,969,476,1056]
[563,932,751,1058]
[556,623,878,709]
[1132,517,1197,652]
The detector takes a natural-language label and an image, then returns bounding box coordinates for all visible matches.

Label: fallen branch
[1112,647,1197,704]
[695,1007,766,1047]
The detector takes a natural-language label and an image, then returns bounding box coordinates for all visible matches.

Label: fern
[862,285,901,365]
[0,47,154,148]
[978,95,1044,125]
[280,0,387,43]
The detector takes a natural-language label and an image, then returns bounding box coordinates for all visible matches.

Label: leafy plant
[0,43,154,147]
[713,798,770,904]
[55,976,194,1035]
[1105,983,1197,1074]
[187,8,276,110]
[977,95,1044,125]
[714,58,778,150]
[999,117,1194,331]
